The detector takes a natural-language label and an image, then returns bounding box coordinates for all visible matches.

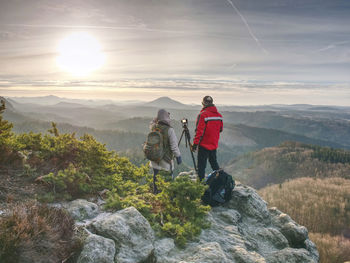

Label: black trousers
[197,146,220,181]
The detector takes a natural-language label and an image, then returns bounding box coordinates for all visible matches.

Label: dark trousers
[197,146,220,181]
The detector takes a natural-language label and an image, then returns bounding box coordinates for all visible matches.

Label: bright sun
[56,32,106,76]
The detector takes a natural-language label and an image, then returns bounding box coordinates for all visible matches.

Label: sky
[0,0,350,105]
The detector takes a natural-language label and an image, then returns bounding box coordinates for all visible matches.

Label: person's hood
[156,109,171,125]
[201,105,218,113]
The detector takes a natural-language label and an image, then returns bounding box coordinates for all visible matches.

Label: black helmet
[202,95,213,106]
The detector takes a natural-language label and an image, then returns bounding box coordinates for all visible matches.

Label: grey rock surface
[91,206,155,263]
[71,183,319,263]
[152,184,318,263]
[65,199,99,221]
[77,234,115,263]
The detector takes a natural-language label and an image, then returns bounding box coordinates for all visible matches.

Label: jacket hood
[156,109,171,125]
[201,105,218,113]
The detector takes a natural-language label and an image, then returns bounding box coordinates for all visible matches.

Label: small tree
[0,100,17,166]
[0,100,14,147]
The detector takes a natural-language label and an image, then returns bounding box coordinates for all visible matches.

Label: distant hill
[52,102,87,108]
[222,111,350,147]
[10,95,63,105]
[145,97,187,109]
[226,142,350,189]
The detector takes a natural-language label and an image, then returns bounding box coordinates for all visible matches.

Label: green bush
[157,176,211,246]
[1,109,211,247]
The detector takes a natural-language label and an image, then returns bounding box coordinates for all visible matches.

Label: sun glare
[56,32,106,76]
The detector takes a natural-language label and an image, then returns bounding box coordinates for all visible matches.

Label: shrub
[309,233,350,263]
[154,176,210,247]
[0,202,80,263]
[104,175,211,247]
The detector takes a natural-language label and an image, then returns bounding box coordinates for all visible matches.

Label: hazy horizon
[5,94,350,108]
[1,0,350,105]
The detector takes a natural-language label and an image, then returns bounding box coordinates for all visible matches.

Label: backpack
[143,127,166,162]
[202,169,235,206]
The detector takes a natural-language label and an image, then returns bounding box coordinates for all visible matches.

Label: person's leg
[197,146,209,181]
[153,168,159,194]
[208,149,220,171]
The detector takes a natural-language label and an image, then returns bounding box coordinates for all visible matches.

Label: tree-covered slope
[259,177,350,263]
[226,142,350,189]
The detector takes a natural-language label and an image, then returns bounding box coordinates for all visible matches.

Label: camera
[181,118,188,127]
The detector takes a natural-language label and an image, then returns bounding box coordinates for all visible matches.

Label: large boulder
[269,207,309,248]
[65,199,99,221]
[91,206,155,263]
[226,185,270,223]
[77,234,115,263]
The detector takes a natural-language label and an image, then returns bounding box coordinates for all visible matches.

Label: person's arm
[220,116,223,133]
[193,113,206,146]
[168,128,181,158]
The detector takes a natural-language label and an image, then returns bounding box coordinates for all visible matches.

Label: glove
[176,156,182,165]
[191,144,198,152]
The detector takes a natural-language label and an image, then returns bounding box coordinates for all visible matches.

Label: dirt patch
[0,169,47,211]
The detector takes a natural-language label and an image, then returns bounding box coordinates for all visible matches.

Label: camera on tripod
[181,118,188,128]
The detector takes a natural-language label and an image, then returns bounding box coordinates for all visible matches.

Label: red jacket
[193,106,223,150]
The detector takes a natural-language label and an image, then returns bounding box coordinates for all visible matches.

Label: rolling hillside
[226,142,350,189]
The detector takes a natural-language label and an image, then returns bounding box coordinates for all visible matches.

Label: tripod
[178,121,198,172]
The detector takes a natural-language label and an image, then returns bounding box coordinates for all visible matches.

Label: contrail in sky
[225,0,268,55]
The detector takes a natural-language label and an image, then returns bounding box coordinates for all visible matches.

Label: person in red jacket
[191,96,223,181]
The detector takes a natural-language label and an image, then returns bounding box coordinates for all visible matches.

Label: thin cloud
[316,40,350,52]
[6,23,188,35]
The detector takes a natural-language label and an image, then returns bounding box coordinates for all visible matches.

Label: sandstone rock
[304,239,320,262]
[255,227,289,250]
[91,206,155,263]
[228,246,266,263]
[280,222,308,247]
[152,184,318,263]
[65,199,99,221]
[180,242,229,263]
[77,234,115,263]
[68,182,319,263]
[269,207,309,248]
[226,184,270,223]
[265,248,315,263]
[154,238,175,262]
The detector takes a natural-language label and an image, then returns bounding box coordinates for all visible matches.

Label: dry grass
[0,202,80,263]
[309,233,350,263]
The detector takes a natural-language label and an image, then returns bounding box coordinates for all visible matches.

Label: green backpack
[143,127,166,162]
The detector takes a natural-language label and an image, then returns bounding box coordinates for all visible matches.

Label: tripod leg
[185,130,198,172]
[178,130,185,147]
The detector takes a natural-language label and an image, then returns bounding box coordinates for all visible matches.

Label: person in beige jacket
[149,109,182,193]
